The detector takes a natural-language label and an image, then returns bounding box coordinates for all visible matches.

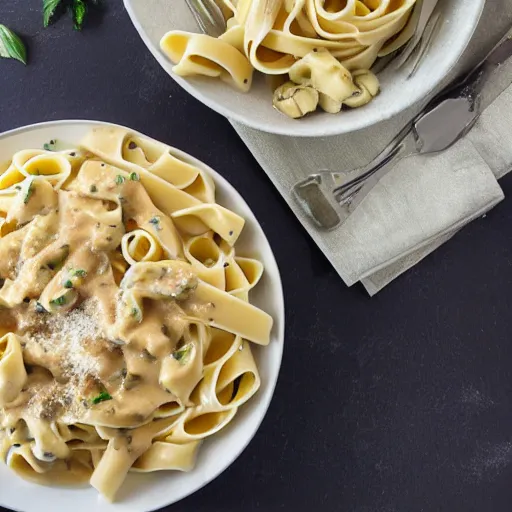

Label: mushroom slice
[272,81,319,119]
[318,94,342,114]
[343,70,380,108]
[289,48,358,103]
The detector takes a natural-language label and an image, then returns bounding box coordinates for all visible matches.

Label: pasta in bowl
[160,0,412,119]
[0,121,284,512]
[124,0,484,136]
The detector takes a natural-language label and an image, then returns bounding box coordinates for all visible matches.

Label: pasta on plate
[0,127,273,501]
[160,0,419,118]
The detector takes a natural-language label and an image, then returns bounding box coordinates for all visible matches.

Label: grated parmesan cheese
[23,299,106,422]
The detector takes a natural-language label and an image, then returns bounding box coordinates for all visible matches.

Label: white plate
[0,120,285,512]
[124,0,485,137]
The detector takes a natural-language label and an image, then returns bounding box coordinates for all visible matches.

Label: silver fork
[184,0,226,37]
[294,28,512,230]
[394,0,441,77]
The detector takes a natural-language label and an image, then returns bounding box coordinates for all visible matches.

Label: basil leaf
[0,25,27,65]
[43,0,64,27]
[72,0,87,31]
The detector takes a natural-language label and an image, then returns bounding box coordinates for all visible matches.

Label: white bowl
[0,120,285,512]
[124,0,484,137]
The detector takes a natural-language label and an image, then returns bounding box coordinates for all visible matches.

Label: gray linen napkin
[231,3,512,295]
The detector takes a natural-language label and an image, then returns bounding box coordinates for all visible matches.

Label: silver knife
[294,27,512,230]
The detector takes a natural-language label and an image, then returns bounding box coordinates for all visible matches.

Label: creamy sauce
[0,133,270,502]
[0,162,210,440]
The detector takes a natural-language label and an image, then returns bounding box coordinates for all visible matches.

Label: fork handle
[293,125,417,229]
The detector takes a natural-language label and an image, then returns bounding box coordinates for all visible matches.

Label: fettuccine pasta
[0,127,273,501]
[160,0,419,118]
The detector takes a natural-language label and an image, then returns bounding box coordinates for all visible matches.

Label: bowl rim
[123,0,485,137]
[0,119,285,512]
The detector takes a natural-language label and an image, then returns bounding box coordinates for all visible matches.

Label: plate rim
[123,0,485,137]
[0,119,285,512]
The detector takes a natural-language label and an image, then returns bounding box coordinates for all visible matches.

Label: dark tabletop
[1,3,512,512]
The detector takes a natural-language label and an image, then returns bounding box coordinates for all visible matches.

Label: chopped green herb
[24,180,34,204]
[129,172,139,181]
[43,139,57,151]
[72,269,87,277]
[149,216,162,231]
[90,184,97,193]
[131,306,142,322]
[63,279,73,289]
[172,344,192,365]
[91,391,112,405]
[14,185,21,191]
[50,295,67,306]
[0,25,27,65]
[115,175,125,185]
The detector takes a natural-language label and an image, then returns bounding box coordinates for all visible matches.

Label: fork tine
[185,0,227,37]
[407,11,441,78]
[394,0,439,70]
